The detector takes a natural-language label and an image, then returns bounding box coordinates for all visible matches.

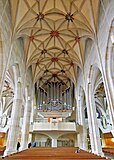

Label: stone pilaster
[86,83,102,155]
[52,138,57,147]
[21,94,32,150]
[4,81,22,156]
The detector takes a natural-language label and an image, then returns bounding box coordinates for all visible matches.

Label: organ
[37,82,72,111]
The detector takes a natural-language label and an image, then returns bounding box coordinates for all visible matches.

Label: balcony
[30,121,76,132]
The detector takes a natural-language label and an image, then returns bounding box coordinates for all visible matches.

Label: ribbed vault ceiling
[10,0,100,88]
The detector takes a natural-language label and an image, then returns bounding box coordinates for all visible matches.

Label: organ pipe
[37,82,72,111]
[38,88,40,106]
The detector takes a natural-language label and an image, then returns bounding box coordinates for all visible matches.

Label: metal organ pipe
[68,88,70,109]
[58,84,60,102]
[39,88,42,109]
[66,89,68,108]
[47,84,50,110]
[54,82,55,101]
[64,91,66,110]
[60,83,62,102]
[48,84,51,101]
[59,84,60,101]
[70,88,72,109]
[62,92,64,110]
[45,92,47,109]
[47,84,50,102]
[52,82,54,101]
[44,91,46,103]
[41,89,43,106]
[56,82,58,100]
[66,90,68,109]
[55,82,57,101]
[51,82,53,100]
[42,89,43,105]
[38,88,40,108]
[67,89,69,109]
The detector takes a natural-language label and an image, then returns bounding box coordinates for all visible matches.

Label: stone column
[82,127,88,150]
[79,96,84,125]
[77,94,88,150]
[0,38,4,100]
[80,93,88,150]
[0,101,2,116]
[77,96,80,124]
[86,82,102,155]
[77,131,83,148]
[4,81,22,156]
[52,138,57,147]
[74,134,78,147]
[21,88,32,150]
[101,133,106,148]
[96,42,114,136]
